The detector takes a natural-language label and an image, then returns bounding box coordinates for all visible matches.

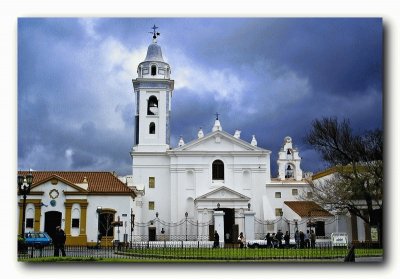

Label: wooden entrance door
[149,227,156,241]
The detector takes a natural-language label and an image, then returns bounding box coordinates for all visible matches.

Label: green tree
[305,117,383,244]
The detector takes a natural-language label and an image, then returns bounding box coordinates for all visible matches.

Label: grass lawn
[19,247,383,263]
[119,247,382,260]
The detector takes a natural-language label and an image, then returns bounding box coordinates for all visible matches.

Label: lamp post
[96,206,102,247]
[185,212,188,241]
[130,209,134,248]
[117,215,121,242]
[18,172,33,237]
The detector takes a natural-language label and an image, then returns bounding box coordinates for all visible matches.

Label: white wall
[86,195,135,243]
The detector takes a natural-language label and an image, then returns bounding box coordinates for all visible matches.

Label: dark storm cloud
[187,18,382,96]
[18,18,382,176]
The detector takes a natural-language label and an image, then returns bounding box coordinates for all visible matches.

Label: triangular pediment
[31,174,89,193]
[195,186,250,201]
[172,130,269,152]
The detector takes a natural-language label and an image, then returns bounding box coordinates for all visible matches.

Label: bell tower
[277,136,303,181]
[132,25,174,152]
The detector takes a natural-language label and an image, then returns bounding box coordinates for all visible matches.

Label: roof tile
[18,171,134,194]
[284,201,333,217]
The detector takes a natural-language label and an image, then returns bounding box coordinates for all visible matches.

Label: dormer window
[151,65,157,76]
[147,96,158,115]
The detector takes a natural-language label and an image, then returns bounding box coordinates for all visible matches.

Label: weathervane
[215,112,220,120]
[149,24,160,42]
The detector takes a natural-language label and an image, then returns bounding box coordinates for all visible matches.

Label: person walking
[265,233,272,248]
[238,232,245,248]
[276,229,283,248]
[305,230,310,248]
[284,231,290,247]
[294,230,300,248]
[54,226,66,256]
[213,230,220,248]
[299,231,305,248]
[344,244,356,262]
[310,230,316,248]
[271,233,278,248]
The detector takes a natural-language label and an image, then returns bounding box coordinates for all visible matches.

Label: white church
[18,28,372,247]
[126,30,336,244]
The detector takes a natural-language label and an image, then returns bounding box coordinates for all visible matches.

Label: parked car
[247,239,297,248]
[24,232,52,248]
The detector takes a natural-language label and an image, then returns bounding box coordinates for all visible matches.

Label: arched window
[212,160,224,180]
[149,122,155,134]
[147,96,158,115]
[285,164,294,178]
[151,65,157,76]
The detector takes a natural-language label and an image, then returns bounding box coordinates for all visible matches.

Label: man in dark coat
[344,244,356,262]
[284,231,290,247]
[276,229,283,248]
[299,231,305,248]
[54,226,66,256]
[213,230,220,248]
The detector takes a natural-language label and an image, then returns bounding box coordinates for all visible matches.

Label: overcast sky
[18,18,382,176]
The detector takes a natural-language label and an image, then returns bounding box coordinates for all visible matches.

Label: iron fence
[18,241,382,262]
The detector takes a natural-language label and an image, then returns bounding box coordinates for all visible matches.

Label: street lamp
[185,212,188,241]
[18,172,33,237]
[96,206,102,247]
[130,209,134,248]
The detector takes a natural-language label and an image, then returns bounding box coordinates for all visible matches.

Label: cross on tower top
[215,112,220,120]
[149,24,160,42]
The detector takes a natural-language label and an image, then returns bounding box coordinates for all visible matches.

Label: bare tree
[99,212,115,247]
[305,117,383,243]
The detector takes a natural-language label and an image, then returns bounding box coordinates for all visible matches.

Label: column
[244,211,255,240]
[80,202,88,236]
[34,203,42,232]
[64,203,72,235]
[213,211,225,246]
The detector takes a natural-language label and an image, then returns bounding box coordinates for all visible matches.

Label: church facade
[128,33,336,243]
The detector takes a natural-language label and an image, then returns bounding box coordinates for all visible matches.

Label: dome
[144,43,164,62]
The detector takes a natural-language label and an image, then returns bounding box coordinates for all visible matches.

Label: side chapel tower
[132,26,174,152]
[277,136,303,181]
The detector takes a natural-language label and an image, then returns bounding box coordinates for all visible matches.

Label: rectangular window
[26,218,34,228]
[275,208,283,217]
[72,218,80,228]
[267,224,275,232]
[275,192,281,198]
[292,189,298,196]
[149,201,155,210]
[149,177,155,188]
[307,191,313,198]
